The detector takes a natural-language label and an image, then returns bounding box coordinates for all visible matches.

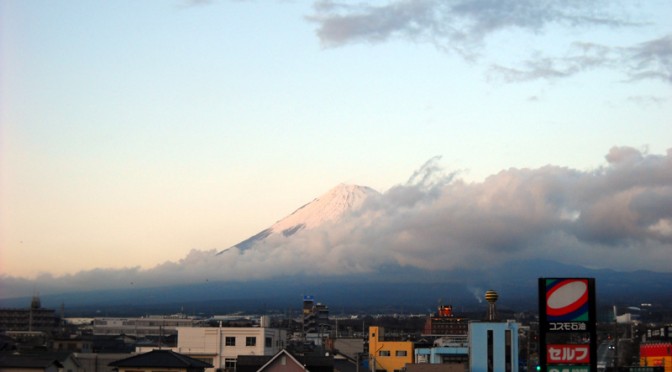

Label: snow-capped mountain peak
[218,183,379,254]
[271,183,377,233]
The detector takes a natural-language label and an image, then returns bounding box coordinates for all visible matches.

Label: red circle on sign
[546,279,588,316]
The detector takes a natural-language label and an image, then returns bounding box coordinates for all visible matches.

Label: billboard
[540,278,596,333]
[539,278,597,372]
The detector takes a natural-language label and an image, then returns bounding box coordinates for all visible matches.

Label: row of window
[224,336,274,347]
[378,350,407,357]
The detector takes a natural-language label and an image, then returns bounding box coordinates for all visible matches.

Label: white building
[93,315,199,336]
[173,322,287,371]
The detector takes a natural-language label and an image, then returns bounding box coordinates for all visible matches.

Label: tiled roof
[109,350,213,368]
[0,354,63,368]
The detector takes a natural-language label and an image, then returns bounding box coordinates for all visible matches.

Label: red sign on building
[547,344,590,364]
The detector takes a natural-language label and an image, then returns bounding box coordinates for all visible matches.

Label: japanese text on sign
[547,345,590,364]
[548,322,587,331]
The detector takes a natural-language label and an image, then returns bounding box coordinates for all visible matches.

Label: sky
[0,0,671,295]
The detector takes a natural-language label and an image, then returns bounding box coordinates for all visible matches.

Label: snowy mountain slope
[218,183,380,254]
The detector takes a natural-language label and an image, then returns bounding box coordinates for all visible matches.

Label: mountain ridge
[3,259,671,316]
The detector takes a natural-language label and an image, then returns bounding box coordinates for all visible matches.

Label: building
[640,343,672,372]
[414,336,469,367]
[0,296,59,333]
[0,356,62,372]
[172,319,287,371]
[415,291,519,372]
[423,306,469,336]
[237,349,334,372]
[368,326,413,372]
[303,296,330,335]
[468,321,519,372]
[92,315,199,337]
[75,353,138,372]
[0,352,80,372]
[109,349,212,372]
[304,296,316,334]
[468,290,519,372]
[52,336,93,353]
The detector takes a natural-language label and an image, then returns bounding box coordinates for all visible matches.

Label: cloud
[490,35,672,83]
[181,0,214,6]
[308,0,670,83]
[2,146,671,298]
[308,0,631,49]
[625,35,672,83]
[489,42,618,82]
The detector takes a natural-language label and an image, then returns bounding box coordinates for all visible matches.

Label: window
[246,336,256,346]
[379,350,390,356]
[225,337,236,346]
[225,360,236,370]
[395,350,407,357]
[505,330,512,372]
[487,330,494,372]
[265,337,272,347]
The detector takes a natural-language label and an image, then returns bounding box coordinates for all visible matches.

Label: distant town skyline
[1,0,671,282]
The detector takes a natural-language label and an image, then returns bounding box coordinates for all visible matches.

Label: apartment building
[174,321,287,371]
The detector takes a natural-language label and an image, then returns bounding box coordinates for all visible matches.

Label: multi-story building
[92,314,199,336]
[303,295,316,333]
[173,318,287,372]
[423,305,469,336]
[0,296,59,333]
[368,326,413,372]
[468,320,520,372]
[303,295,330,343]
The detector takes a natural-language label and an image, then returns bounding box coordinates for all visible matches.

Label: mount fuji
[218,183,380,253]
[4,178,672,315]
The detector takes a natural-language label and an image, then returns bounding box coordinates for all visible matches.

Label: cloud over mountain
[2,146,671,299]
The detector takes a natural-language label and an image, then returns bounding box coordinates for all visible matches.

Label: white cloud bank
[2,146,671,298]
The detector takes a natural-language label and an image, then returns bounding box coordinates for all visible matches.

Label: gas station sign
[539,278,597,372]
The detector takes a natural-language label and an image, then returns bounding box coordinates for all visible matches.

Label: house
[109,349,213,372]
[0,351,80,372]
[52,337,93,353]
[237,349,333,372]
[0,354,63,372]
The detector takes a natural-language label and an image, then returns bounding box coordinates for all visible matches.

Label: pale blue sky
[1,0,671,279]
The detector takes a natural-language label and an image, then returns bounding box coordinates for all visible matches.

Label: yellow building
[369,326,414,372]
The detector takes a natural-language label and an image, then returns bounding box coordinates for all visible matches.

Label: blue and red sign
[545,278,590,322]
[538,278,597,372]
